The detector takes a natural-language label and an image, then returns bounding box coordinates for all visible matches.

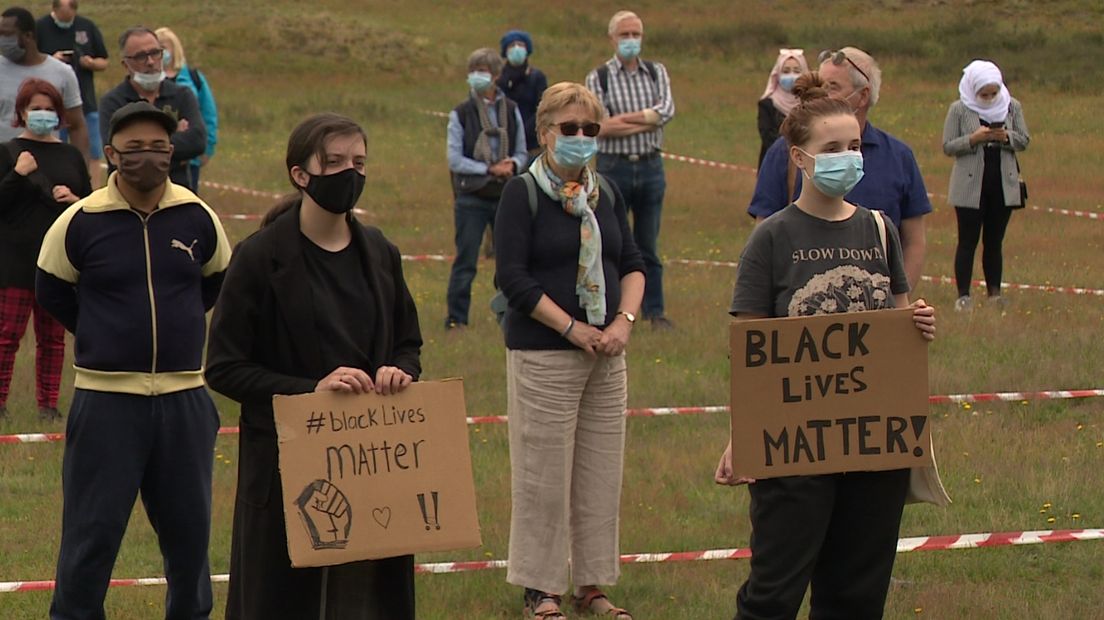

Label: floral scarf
[529,154,606,325]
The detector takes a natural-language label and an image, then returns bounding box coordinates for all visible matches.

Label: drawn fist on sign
[294,479,352,550]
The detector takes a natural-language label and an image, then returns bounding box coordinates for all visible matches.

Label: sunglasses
[818,49,871,84]
[555,121,601,137]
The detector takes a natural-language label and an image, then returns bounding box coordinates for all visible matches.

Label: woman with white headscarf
[942,59,1029,312]
[756,48,808,167]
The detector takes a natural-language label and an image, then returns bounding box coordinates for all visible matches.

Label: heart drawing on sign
[372,507,392,529]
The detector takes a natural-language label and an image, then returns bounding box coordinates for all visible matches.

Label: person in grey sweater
[942,59,1029,312]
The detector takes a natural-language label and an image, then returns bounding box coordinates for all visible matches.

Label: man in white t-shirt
[0,6,88,161]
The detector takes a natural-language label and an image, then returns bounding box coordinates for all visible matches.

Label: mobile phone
[60,50,74,56]
[989,122,1004,129]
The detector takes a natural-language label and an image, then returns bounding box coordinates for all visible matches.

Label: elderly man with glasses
[747,46,931,291]
[98,26,205,190]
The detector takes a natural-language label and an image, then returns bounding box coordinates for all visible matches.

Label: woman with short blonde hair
[155,27,218,188]
[496,81,644,619]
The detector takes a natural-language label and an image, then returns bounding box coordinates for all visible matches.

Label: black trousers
[954,191,1013,298]
[50,387,220,620]
[734,469,910,620]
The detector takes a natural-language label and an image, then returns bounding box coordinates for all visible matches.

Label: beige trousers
[505,349,628,595]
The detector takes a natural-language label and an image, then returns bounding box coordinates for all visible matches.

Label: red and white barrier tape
[665,257,1104,297]
[1029,205,1102,220]
[659,152,758,175]
[2,392,1099,445]
[1,528,1100,591]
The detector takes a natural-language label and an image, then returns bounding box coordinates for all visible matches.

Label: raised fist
[294,479,352,550]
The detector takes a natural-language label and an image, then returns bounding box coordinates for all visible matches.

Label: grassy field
[2,0,1103,618]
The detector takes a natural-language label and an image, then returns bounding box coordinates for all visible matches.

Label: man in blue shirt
[748,47,930,290]
[445,47,527,329]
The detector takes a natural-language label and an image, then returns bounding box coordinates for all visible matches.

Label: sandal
[524,588,566,619]
[573,587,633,619]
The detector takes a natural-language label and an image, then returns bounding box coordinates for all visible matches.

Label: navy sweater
[494,174,644,350]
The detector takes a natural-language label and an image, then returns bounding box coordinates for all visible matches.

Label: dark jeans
[51,387,220,620]
[954,202,1012,298]
[597,153,667,318]
[446,193,498,324]
[734,469,910,620]
[190,163,202,192]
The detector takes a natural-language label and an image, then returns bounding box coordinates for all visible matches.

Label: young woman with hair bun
[714,72,938,620]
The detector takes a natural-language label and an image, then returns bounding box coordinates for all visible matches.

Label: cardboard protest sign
[273,379,481,567]
[730,308,932,479]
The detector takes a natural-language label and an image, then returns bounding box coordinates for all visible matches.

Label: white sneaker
[954,296,974,312]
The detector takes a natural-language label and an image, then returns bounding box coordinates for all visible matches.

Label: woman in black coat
[205,113,422,620]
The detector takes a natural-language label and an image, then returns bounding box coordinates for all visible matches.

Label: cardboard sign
[273,379,481,567]
[730,308,932,478]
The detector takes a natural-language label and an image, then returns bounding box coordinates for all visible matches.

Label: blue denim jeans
[446,193,498,325]
[597,153,667,318]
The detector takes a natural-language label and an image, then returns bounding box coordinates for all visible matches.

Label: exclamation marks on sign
[910,416,926,457]
[417,491,441,531]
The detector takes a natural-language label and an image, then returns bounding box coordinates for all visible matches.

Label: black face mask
[303,168,366,214]
[114,149,172,193]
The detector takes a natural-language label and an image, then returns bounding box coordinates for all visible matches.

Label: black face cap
[108,101,177,141]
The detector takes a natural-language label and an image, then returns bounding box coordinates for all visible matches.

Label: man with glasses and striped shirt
[747,46,931,292]
[586,10,676,330]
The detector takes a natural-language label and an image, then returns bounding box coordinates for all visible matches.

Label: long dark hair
[261,113,367,227]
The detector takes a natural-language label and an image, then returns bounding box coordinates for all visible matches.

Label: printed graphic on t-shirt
[788,264,891,317]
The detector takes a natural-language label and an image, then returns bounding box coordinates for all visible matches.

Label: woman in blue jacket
[157,27,218,188]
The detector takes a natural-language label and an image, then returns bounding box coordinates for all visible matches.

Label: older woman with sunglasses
[495,82,644,620]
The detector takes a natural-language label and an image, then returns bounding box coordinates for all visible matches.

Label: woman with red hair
[0,77,90,422]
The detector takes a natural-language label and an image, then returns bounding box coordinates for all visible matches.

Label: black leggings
[954,202,1013,297]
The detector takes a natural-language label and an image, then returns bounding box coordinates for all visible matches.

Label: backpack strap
[519,171,538,218]
[641,60,658,83]
[871,209,888,257]
[597,173,613,205]
[597,65,610,94]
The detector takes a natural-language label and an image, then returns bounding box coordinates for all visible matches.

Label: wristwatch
[616,311,636,324]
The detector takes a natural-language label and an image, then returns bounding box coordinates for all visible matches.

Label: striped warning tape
[664,257,1104,297]
[1,528,1100,591]
[1,393,1099,445]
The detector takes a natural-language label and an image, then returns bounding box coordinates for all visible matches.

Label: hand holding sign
[713,439,756,486]
[910,299,936,341]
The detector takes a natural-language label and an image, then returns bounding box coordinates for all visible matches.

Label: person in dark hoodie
[98,26,205,190]
[497,29,547,159]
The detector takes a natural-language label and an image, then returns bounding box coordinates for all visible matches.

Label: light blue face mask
[53,17,74,29]
[162,50,172,67]
[779,73,799,92]
[506,46,527,67]
[552,135,599,168]
[799,149,864,197]
[467,71,493,92]
[26,109,59,136]
[617,37,641,61]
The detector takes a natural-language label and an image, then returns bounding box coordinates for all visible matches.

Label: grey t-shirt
[730,204,910,318]
[0,56,82,142]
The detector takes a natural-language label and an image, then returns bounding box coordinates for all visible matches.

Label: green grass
[2,0,1104,618]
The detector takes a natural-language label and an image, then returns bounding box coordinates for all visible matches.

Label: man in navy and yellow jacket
[36,101,230,620]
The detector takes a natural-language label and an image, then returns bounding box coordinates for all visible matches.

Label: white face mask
[132,69,165,91]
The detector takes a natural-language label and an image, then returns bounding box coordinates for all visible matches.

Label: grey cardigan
[942,98,1030,208]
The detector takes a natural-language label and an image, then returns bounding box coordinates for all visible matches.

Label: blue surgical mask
[799,149,864,197]
[0,34,26,62]
[552,135,599,168]
[26,110,59,136]
[467,71,493,92]
[132,69,165,91]
[617,38,641,61]
[506,46,527,67]
[162,50,172,67]
[53,17,74,29]
[779,73,798,92]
